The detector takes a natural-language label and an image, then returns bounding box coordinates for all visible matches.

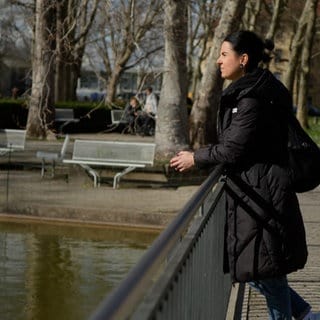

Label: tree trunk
[26,0,55,138]
[262,0,287,69]
[265,0,287,40]
[189,0,247,149]
[55,0,75,102]
[154,0,189,160]
[296,0,318,129]
[105,64,123,104]
[54,0,99,102]
[187,0,218,102]
[282,1,310,92]
[242,0,262,30]
[97,0,163,105]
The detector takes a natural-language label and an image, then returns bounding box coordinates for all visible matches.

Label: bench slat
[71,140,155,165]
[63,159,146,168]
[55,109,75,121]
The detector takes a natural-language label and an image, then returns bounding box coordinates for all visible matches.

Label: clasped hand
[169,151,195,172]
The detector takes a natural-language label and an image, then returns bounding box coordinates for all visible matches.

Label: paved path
[241,187,320,318]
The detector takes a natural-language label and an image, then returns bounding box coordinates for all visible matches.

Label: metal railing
[90,165,233,320]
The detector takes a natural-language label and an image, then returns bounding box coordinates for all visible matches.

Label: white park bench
[55,108,79,133]
[106,109,130,134]
[111,109,127,125]
[109,109,130,132]
[36,134,70,177]
[0,129,27,155]
[63,140,156,188]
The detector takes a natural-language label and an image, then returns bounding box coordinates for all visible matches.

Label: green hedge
[0,99,126,133]
[55,99,126,110]
[307,120,320,145]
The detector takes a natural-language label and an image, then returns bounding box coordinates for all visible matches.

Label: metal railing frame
[90,165,235,320]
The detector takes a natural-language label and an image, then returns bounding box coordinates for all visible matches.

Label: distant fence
[90,165,241,320]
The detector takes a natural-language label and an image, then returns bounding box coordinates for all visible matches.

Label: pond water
[0,220,158,320]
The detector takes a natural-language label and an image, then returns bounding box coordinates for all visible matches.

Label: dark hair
[224,30,274,72]
[146,87,153,92]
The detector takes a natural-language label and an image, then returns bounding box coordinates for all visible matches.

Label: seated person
[124,96,141,133]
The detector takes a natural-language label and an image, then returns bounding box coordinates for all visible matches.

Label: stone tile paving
[241,187,320,319]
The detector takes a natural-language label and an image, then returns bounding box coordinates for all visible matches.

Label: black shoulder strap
[224,173,283,237]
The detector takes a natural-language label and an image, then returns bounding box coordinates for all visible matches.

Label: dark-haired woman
[170,30,319,320]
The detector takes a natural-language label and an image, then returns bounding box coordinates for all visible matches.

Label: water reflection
[0,221,158,320]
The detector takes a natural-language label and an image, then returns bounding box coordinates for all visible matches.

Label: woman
[170,30,319,320]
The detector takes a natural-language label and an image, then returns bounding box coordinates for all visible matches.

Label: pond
[0,220,158,320]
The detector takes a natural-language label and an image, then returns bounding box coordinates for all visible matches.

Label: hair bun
[264,39,274,51]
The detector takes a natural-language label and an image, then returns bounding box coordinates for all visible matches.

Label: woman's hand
[170,151,195,172]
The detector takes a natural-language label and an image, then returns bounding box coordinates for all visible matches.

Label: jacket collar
[222,68,272,101]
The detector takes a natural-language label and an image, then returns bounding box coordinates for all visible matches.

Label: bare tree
[258,0,288,71]
[242,0,262,30]
[282,1,311,93]
[265,0,288,40]
[55,0,100,102]
[26,0,56,138]
[296,0,319,129]
[241,0,287,46]
[0,1,33,96]
[16,0,100,137]
[91,0,163,104]
[189,0,247,149]
[154,0,189,160]
[187,0,222,100]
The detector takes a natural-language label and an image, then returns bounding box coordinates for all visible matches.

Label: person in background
[170,30,319,320]
[11,86,19,99]
[144,86,158,116]
[124,96,141,134]
[136,87,158,136]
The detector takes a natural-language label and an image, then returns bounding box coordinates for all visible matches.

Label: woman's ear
[240,53,249,66]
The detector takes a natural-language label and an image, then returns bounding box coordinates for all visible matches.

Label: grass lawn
[307,118,320,145]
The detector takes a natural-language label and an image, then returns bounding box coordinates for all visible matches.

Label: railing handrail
[89,165,224,320]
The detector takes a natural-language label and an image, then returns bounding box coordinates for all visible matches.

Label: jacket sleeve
[194,97,259,166]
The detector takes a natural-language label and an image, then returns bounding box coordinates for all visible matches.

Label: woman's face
[217,41,245,81]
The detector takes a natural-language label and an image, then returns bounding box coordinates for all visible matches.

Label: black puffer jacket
[194,68,308,282]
